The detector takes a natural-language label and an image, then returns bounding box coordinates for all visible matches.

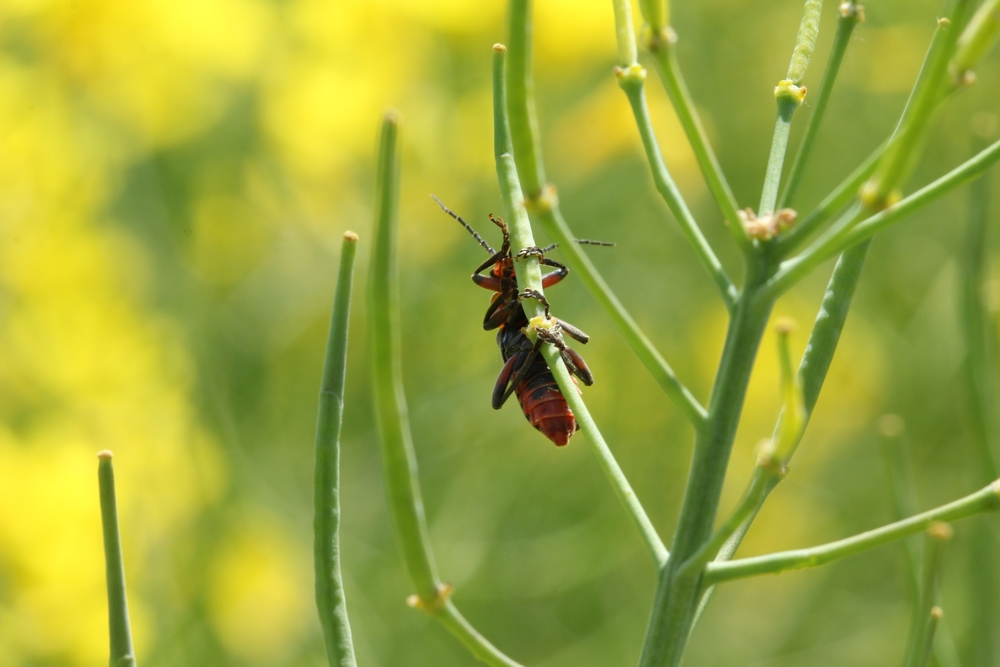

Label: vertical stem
[369,112,524,667]
[903,524,952,667]
[314,232,359,667]
[639,264,775,667]
[507,0,545,197]
[368,113,441,602]
[98,451,137,667]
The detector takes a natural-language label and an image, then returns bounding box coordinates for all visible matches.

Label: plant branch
[903,524,952,667]
[617,66,737,310]
[503,5,708,427]
[98,451,137,667]
[704,481,999,585]
[768,136,1000,296]
[494,44,668,566]
[780,2,863,210]
[759,0,823,217]
[647,35,751,251]
[369,112,523,667]
[314,231,359,667]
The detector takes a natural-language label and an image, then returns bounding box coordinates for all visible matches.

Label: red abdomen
[515,363,578,446]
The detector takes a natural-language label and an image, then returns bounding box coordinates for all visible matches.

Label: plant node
[839,2,865,22]
[643,25,676,53]
[406,583,454,613]
[615,64,647,91]
[525,184,558,215]
[739,208,797,240]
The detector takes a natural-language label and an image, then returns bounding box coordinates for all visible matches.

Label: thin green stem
[678,468,774,579]
[879,420,963,667]
[502,5,708,427]
[903,525,952,667]
[494,44,667,566]
[780,3,863,210]
[951,0,1000,84]
[543,344,669,567]
[868,5,971,208]
[368,112,440,603]
[507,0,545,197]
[638,0,668,33]
[98,452,137,667]
[617,67,737,310]
[612,0,639,66]
[369,112,523,667]
[778,141,884,253]
[535,204,707,427]
[759,0,823,216]
[648,40,750,251]
[314,232,359,667]
[769,137,1000,296]
[962,135,1000,476]
[704,482,999,585]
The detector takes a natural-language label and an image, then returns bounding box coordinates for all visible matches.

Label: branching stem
[314,231,359,667]
[704,483,999,585]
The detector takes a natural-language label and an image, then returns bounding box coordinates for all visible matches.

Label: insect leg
[518,288,551,319]
[555,317,590,344]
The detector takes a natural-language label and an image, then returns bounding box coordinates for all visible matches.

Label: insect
[433,196,597,446]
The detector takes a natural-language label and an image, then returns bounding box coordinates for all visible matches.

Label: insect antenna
[535,239,615,254]
[431,194,495,254]
[574,238,615,247]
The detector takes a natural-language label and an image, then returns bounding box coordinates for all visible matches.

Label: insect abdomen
[515,358,578,446]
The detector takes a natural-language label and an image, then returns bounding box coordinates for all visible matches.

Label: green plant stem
[903,525,952,667]
[759,0,823,216]
[962,138,1000,475]
[778,141,884,253]
[98,452,137,667]
[690,240,872,626]
[507,0,545,197]
[869,5,971,208]
[647,39,750,251]
[617,68,737,310]
[503,4,708,427]
[704,483,998,585]
[369,112,523,667]
[612,0,639,66]
[911,608,944,667]
[494,44,667,566]
[543,344,669,566]
[768,136,1000,296]
[314,232,359,667]
[638,265,776,667]
[880,424,963,667]
[780,3,862,209]
[963,130,1000,666]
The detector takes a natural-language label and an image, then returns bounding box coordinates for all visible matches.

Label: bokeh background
[2,0,999,665]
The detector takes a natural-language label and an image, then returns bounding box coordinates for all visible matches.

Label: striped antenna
[431,195,495,254]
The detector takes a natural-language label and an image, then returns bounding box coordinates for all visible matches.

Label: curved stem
[314,232,359,667]
[704,482,999,585]
[369,112,523,667]
[618,69,737,310]
[98,452,137,667]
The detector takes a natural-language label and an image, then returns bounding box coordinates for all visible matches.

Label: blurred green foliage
[1,0,998,665]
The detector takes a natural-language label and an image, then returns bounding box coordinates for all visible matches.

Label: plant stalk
[98,452,137,667]
[369,111,523,667]
[705,484,997,584]
[494,44,667,566]
[314,232,359,667]
[638,262,776,667]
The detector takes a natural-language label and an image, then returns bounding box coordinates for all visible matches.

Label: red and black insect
[434,196,595,446]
